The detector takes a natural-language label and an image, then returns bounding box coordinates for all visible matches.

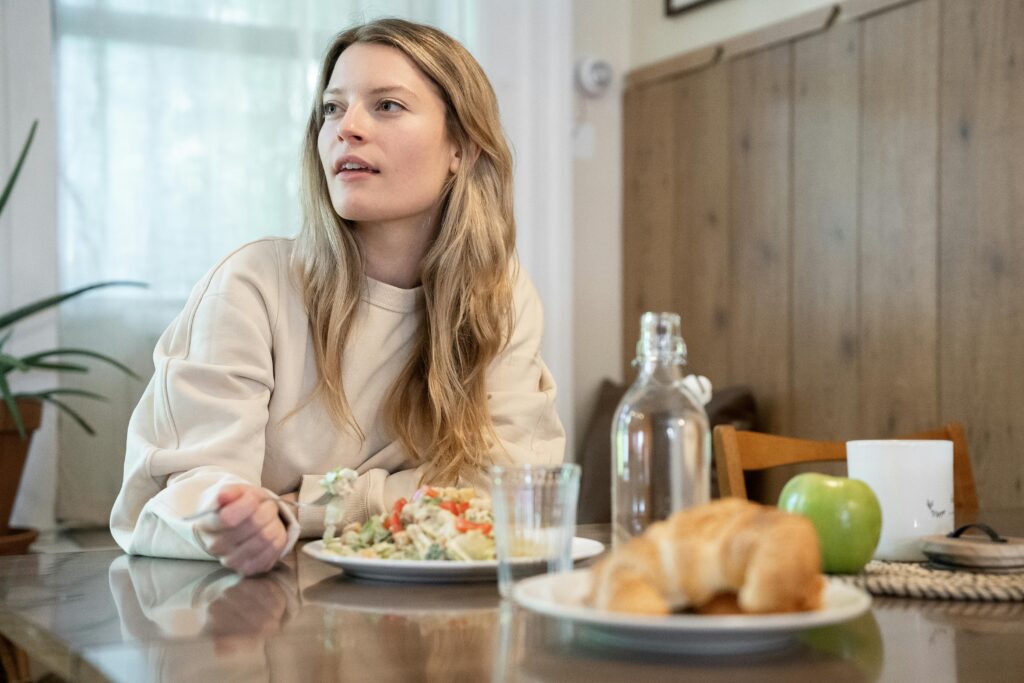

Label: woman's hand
[196,484,289,576]
[206,573,291,655]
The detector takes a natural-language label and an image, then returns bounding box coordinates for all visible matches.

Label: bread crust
[588,499,824,614]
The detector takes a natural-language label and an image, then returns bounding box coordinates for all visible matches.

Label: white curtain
[52,0,572,525]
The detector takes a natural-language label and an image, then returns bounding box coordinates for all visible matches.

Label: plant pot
[1,398,42,540]
[0,527,39,555]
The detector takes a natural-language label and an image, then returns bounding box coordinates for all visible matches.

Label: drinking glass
[490,463,581,599]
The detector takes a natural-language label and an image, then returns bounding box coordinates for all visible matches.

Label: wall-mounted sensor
[575,56,613,98]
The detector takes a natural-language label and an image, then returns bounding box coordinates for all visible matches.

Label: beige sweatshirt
[110,238,565,560]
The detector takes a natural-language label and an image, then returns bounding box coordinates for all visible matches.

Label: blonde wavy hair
[294,18,516,484]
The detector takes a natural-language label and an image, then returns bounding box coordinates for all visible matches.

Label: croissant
[587,498,824,615]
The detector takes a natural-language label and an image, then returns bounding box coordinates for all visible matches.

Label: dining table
[1,510,1022,682]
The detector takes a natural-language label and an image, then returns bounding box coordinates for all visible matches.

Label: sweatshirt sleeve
[109,240,300,560]
[484,265,566,467]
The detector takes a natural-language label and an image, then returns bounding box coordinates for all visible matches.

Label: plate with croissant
[513,499,872,655]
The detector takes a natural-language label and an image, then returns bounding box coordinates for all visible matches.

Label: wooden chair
[713,421,979,510]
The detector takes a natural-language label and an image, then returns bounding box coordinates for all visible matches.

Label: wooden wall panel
[859,0,940,437]
[792,23,861,440]
[621,0,1024,507]
[940,0,1024,507]
[621,82,677,376]
[728,44,793,435]
[671,66,731,385]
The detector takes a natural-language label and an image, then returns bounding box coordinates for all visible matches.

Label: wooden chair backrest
[713,421,978,510]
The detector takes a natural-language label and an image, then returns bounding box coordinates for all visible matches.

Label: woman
[110,18,565,576]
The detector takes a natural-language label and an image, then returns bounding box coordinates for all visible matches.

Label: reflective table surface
[1,515,1022,682]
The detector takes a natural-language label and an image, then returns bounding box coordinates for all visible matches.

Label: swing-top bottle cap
[635,311,687,364]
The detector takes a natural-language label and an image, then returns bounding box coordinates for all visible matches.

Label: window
[53,0,483,524]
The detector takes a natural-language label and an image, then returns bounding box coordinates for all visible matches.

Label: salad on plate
[319,468,496,562]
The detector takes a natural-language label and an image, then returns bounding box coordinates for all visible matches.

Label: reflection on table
[0,518,1021,682]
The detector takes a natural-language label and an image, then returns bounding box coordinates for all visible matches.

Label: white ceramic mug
[846,440,954,561]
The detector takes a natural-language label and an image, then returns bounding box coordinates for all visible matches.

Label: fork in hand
[182,492,331,522]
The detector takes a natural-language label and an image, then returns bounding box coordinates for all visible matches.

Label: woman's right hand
[196,484,289,577]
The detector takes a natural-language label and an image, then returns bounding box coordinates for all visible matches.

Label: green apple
[778,473,882,574]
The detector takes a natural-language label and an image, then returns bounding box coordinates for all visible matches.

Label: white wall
[476,0,576,453]
[571,0,631,456]
[631,0,837,69]
[1,0,60,531]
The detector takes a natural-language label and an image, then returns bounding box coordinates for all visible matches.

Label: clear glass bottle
[611,312,710,548]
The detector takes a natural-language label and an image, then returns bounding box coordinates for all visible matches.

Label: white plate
[513,569,872,655]
[302,537,605,583]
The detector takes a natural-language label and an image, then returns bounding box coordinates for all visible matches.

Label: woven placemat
[836,561,1024,602]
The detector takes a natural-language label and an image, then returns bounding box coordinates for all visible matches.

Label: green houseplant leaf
[0,281,145,331]
[1,119,145,438]
[0,120,37,217]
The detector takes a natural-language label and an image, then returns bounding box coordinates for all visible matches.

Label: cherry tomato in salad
[455,518,492,535]
[439,501,470,516]
[385,498,407,532]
